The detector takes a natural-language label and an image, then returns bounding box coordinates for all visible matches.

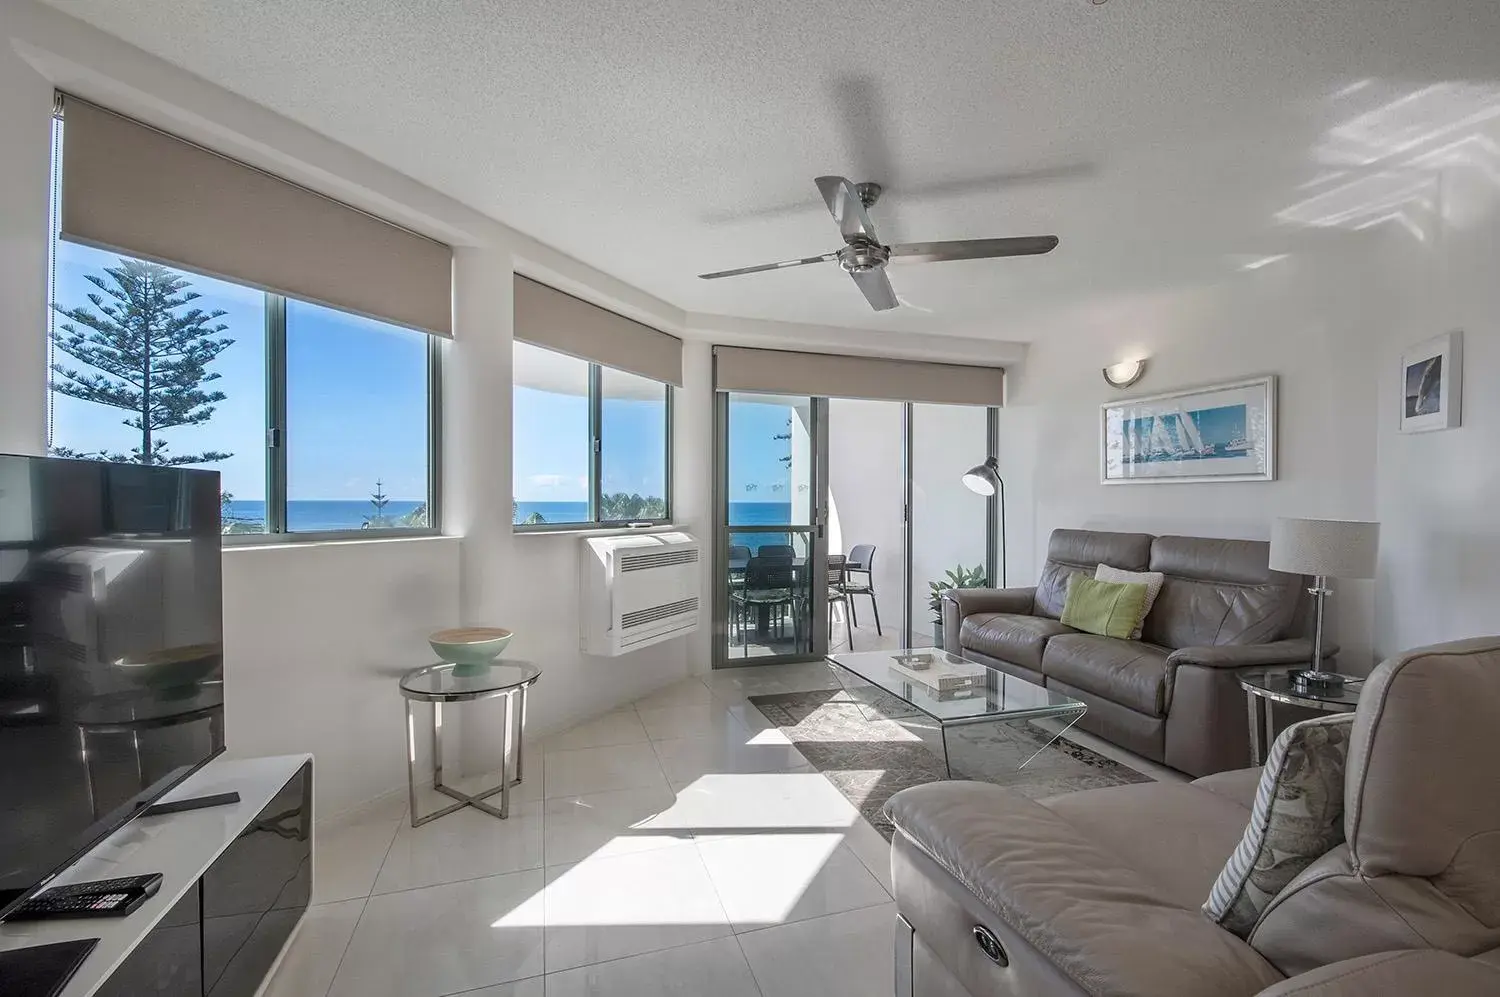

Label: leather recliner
[943,528,1326,776]
[885,637,1500,997]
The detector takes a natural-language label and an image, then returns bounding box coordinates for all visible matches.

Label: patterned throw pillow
[1203,713,1355,937]
[1094,563,1165,640]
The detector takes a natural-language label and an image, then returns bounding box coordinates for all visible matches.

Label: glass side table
[399,660,540,826]
[1239,667,1362,766]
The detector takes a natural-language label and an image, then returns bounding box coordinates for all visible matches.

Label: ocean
[221,499,798,538]
[222,499,425,532]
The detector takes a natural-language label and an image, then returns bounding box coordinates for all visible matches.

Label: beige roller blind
[714,346,1005,406]
[513,275,682,386]
[60,96,453,337]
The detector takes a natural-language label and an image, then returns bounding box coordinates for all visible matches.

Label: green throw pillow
[1060,575,1150,639]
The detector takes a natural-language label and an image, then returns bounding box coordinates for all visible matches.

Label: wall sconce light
[1102,358,1148,389]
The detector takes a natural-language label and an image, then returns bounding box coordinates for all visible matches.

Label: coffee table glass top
[400,660,541,702]
[825,647,1084,725]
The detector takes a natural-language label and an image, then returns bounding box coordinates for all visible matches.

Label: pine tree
[364,479,393,528]
[50,259,234,466]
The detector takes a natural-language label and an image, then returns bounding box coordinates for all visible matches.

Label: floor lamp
[961,456,1007,588]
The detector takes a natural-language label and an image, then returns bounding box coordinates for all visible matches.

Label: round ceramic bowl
[114,643,223,697]
[429,627,513,667]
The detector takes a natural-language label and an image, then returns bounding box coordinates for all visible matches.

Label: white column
[447,246,517,626]
[446,245,518,776]
[0,44,53,455]
[676,338,714,673]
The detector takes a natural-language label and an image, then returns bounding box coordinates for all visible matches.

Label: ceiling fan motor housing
[838,239,890,273]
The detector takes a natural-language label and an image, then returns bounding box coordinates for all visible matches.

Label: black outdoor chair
[757,543,797,559]
[825,553,852,649]
[730,555,800,656]
[843,543,881,636]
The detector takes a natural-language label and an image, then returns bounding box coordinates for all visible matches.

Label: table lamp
[1269,517,1379,689]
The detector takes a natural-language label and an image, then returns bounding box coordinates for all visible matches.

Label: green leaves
[599,493,667,521]
[50,258,234,466]
[928,563,989,623]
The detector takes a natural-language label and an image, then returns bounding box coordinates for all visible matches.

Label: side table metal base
[405,687,527,827]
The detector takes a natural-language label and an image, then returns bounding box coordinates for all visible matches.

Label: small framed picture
[1400,331,1462,434]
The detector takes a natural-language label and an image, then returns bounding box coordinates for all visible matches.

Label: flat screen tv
[0,454,224,920]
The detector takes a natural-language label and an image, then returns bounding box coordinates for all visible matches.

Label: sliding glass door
[714,392,828,666]
[711,388,999,668]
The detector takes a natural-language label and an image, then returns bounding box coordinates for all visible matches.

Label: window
[47,117,439,539]
[47,241,440,538]
[286,299,434,533]
[513,341,671,529]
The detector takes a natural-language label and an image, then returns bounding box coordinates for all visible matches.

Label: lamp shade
[962,457,1000,496]
[1269,518,1379,578]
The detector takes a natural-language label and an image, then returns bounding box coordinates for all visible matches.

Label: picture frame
[1399,331,1462,434]
[1101,375,1277,484]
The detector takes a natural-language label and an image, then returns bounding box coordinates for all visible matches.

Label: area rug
[748,687,1155,839]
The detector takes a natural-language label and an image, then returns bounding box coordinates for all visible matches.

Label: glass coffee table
[825,647,1087,777]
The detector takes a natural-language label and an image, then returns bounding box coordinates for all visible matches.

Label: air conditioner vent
[620,548,699,572]
[621,597,697,630]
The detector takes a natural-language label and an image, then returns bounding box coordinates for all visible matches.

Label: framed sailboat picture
[1101,375,1277,484]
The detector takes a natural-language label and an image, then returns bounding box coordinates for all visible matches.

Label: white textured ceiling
[40,0,1500,341]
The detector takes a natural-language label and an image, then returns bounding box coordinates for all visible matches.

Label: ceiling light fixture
[1102,358,1148,389]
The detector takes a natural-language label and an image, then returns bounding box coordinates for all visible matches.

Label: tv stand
[0,755,313,997]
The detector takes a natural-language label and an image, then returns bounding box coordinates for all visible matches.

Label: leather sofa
[886,637,1500,997]
[942,529,1326,776]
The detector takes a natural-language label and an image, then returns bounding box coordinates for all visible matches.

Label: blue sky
[53,240,795,506]
[50,240,430,500]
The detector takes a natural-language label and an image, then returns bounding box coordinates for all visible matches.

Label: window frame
[513,346,674,534]
[222,291,443,545]
[47,111,442,547]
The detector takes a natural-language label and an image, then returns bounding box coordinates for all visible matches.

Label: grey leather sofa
[942,529,1325,776]
[886,637,1500,997]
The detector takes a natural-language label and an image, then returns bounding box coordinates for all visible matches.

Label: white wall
[827,399,905,636]
[997,239,1385,670]
[221,538,461,816]
[0,3,707,820]
[1374,164,1500,654]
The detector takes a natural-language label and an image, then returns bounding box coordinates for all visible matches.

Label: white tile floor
[269,661,907,997]
[273,659,1169,996]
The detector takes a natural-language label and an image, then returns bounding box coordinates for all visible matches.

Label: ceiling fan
[698,176,1059,311]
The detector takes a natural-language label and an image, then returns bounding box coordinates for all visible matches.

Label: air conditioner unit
[580,531,700,656]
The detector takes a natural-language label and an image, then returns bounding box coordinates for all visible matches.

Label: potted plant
[929,564,987,648]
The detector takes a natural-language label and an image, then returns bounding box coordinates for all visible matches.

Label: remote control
[10,874,161,921]
[141,791,240,816]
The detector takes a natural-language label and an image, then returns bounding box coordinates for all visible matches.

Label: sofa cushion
[1041,633,1171,716]
[1204,714,1355,938]
[1042,782,1260,910]
[1033,529,1153,619]
[1095,563,1165,640]
[885,781,1284,997]
[960,613,1075,673]
[1193,767,1263,809]
[1059,575,1149,640]
[1142,536,1302,649]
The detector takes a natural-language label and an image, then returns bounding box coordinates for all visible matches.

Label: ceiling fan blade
[850,268,899,311]
[890,236,1059,263]
[698,252,838,280]
[815,176,880,244]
